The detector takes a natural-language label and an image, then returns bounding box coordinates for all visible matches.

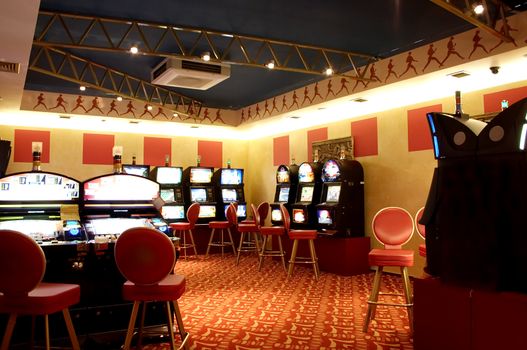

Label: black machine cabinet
[213,167,246,220]
[182,166,217,222]
[315,159,364,236]
[0,139,11,178]
[290,161,323,229]
[150,166,186,223]
[421,97,527,293]
[270,164,299,225]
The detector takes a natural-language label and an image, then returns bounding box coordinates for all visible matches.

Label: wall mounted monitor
[190,187,207,202]
[190,167,213,184]
[160,188,175,203]
[83,175,159,201]
[298,163,315,183]
[161,205,185,220]
[271,208,282,221]
[322,160,341,182]
[299,185,314,202]
[292,208,306,223]
[278,186,290,202]
[325,184,341,203]
[122,164,150,178]
[222,188,237,202]
[199,205,216,218]
[156,167,182,185]
[0,172,79,201]
[276,165,290,183]
[221,168,243,185]
[317,209,333,225]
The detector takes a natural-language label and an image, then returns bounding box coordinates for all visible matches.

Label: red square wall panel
[273,136,290,166]
[144,137,171,166]
[484,86,527,113]
[351,117,378,157]
[82,133,115,165]
[408,104,441,152]
[307,127,328,162]
[14,129,50,163]
[197,140,222,168]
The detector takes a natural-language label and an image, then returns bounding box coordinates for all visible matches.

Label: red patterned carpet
[144,254,413,350]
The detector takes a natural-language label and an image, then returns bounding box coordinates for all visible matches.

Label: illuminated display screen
[0,219,61,239]
[299,186,314,202]
[190,168,213,184]
[278,186,290,202]
[199,205,216,218]
[160,189,175,203]
[221,168,243,185]
[88,218,152,236]
[222,188,237,202]
[298,163,315,183]
[122,165,150,178]
[191,188,207,202]
[0,173,79,201]
[293,209,306,223]
[271,208,282,221]
[156,167,182,185]
[325,185,341,202]
[322,160,340,182]
[83,175,159,201]
[318,209,333,225]
[225,204,247,217]
[161,205,185,220]
[276,165,290,183]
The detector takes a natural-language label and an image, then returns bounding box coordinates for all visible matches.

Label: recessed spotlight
[79,85,86,91]
[147,105,153,111]
[351,97,368,103]
[116,96,123,102]
[130,46,138,54]
[266,60,275,69]
[190,125,199,128]
[59,115,71,119]
[325,67,334,76]
[317,107,326,110]
[289,115,301,119]
[129,120,139,124]
[447,70,471,78]
[473,4,484,15]
[173,113,179,118]
[201,52,211,62]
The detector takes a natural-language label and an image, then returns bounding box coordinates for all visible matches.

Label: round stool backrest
[251,204,260,229]
[415,207,426,240]
[257,202,270,226]
[226,203,238,226]
[279,204,291,233]
[372,207,414,249]
[186,202,200,228]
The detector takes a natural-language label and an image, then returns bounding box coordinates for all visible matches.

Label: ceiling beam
[28,46,203,119]
[33,11,378,81]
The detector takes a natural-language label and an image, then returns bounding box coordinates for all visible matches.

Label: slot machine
[290,161,323,229]
[122,163,150,177]
[182,166,217,222]
[316,158,364,236]
[270,164,299,225]
[150,166,186,223]
[81,173,169,238]
[213,166,246,220]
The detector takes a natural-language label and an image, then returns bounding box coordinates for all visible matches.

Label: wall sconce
[201,52,211,61]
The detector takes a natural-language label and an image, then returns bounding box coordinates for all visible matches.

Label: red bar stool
[115,227,189,350]
[363,207,415,333]
[0,229,81,350]
[169,202,200,258]
[415,207,426,258]
[234,204,261,265]
[280,204,320,279]
[206,203,237,258]
[258,206,287,272]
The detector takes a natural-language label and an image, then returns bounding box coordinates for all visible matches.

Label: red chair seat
[208,220,230,229]
[289,229,317,240]
[419,243,427,257]
[237,222,258,232]
[240,219,255,225]
[260,226,284,236]
[170,222,191,230]
[122,274,186,302]
[368,248,414,267]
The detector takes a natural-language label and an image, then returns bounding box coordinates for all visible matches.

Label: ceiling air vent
[151,58,230,90]
[0,61,20,74]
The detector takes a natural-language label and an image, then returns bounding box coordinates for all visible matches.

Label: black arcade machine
[213,160,246,220]
[150,157,185,224]
[290,160,323,229]
[316,154,364,236]
[270,163,299,225]
[182,157,217,222]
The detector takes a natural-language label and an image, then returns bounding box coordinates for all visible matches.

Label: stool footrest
[209,242,234,247]
[367,300,413,307]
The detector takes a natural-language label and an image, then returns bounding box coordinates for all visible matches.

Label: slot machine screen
[298,163,315,183]
[293,208,306,223]
[190,168,213,184]
[322,160,341,182]
[199,205,216,218]
[84,175,159,201]
[221,168,243,185]
[299,186,314,202]
[317,209,333,225]
[161,205,185,220]
[156,167,182,185]
[0,173,79,201]
[122,165,150,178]
[224,204,247,217]
[325,185,341,202]
[276,165,290,183]
[222,188,237,202]
[190,188,207,202]
[278,186,290,202]
[160,189,175,203]
[271,208,282,221]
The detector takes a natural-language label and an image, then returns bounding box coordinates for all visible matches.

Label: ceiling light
[325,67,334,76]
[147,105,153,111]
[59,115,71,119]
[79,85,86,91]
[201,52,211,62]
[447,70,471,78]
[129,121,139,124]
[190,125,199,128]
[173,113,179,118]
[351,97,368,103]
[266,60,275,69]
[473,4,484,15]
[116,96,123,102]
[289,115,301,119]
[130,46,138,54]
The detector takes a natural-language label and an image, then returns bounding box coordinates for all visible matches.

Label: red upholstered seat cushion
[260,226,285,236]
[208,221,230,229]
[170,222,191,230]
[0,282,80,315]
[240,219,255,225]
[122,274,186,302]
[289,229,317,240]
[368,248,414,267]
[237,223,258,232]
[419,243,427,258]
